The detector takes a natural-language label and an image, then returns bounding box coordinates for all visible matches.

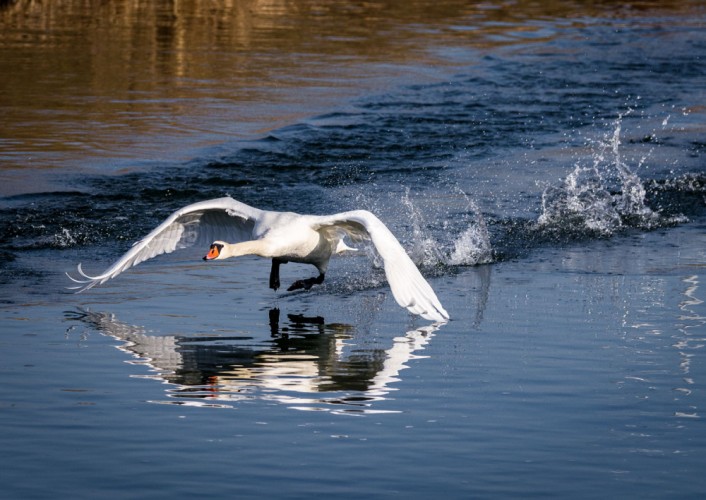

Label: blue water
[2,3,706,498]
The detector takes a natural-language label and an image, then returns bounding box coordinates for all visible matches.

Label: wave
[0,168,702,265]
[1,111,704,284]
[396,115,705,268]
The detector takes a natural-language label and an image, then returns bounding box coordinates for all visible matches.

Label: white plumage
[67,197,449,322]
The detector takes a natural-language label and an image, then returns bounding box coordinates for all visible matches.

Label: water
[2,1,706,498]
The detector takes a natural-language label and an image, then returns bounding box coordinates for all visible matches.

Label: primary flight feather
[67,197,449,322]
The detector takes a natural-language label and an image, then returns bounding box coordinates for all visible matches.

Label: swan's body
[68,197,449,322]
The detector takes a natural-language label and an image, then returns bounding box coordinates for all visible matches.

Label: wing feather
[68,197,261,292]
[311,210,449,322]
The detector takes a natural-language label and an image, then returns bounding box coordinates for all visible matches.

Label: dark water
[1,1,706,498]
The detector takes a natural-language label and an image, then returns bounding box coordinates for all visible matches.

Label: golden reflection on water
[0,0,702,194]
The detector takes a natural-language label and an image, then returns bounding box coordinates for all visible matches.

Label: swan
[67,197,449,322]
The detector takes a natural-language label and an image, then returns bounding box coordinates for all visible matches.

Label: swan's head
[203,241,226,261]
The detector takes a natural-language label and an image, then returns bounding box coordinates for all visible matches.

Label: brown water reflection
[0,0,702,195]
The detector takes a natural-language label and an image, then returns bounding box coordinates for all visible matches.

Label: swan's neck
[221,240,273,259]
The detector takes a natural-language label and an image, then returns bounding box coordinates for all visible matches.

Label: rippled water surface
[1,1,705,498]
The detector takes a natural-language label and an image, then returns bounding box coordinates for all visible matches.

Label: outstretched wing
[311,210,449,322]
[68,197,262,292]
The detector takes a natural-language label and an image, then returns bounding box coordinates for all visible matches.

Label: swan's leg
[287,273,325,292]
[269,259,286,291]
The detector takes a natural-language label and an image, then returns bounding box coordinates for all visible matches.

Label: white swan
[67,197,449,322]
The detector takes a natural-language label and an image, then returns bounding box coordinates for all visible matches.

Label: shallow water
[1,1,706,498]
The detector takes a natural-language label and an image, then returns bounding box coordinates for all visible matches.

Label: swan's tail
[65,264,101,292]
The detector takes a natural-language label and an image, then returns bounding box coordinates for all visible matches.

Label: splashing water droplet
[401,188,445,267]
[448,192,493,266]
[401,187,493,267]
[538,112,666,236]
[53,228,78,248]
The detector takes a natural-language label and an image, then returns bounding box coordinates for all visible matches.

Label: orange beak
[203,244,221,261]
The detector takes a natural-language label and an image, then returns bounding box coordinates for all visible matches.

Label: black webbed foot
[287,273,325,292]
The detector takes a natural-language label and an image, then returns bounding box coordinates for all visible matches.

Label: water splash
[53,228,78,248]
[538,112,667,236]
[401,187,493,267]
[401,188,445,267]
[447,191,493,266]
[539,166,621,235]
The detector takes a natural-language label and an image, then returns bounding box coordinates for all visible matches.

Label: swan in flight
[67,197,449,322]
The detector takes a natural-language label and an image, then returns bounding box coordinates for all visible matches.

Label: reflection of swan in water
[65,308,439,413]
